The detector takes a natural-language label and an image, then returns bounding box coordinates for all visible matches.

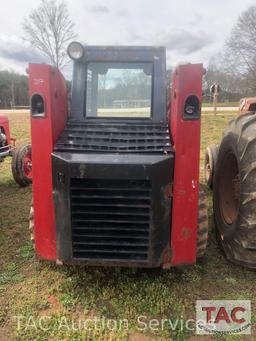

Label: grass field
[202,102,239,107]
[0,111,255,341]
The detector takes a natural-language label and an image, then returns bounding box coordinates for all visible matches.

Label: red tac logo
[202,306,246,324]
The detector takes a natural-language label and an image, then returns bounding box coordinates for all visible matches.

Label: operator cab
[68,42,167,123]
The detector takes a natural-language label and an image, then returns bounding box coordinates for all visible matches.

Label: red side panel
[29,64,67,260]
[0,115,11,144]
[169,64,204,266]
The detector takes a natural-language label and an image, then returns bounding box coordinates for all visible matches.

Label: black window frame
[70,46,167,123]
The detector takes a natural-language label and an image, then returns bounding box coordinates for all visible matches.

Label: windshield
[85,62,152,118]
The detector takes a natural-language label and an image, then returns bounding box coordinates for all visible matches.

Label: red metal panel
[169,64,204,266]
[29,64,67,260]
[0,115,11,144]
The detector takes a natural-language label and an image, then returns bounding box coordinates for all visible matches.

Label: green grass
[202,102,239,107]
[0,111,255,340]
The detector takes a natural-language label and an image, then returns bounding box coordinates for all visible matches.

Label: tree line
[0,71,28,109]
[0,63,250,110]
[204,6,256,102]
[1,1,256,109]
[97,71,152,108]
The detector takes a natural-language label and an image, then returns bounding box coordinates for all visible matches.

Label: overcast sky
[0,0,255,76]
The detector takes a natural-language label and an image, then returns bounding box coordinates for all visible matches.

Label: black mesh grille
[54,121,171,154]
[70,178,151,261]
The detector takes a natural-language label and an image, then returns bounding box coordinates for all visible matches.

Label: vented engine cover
[52,153,174,267]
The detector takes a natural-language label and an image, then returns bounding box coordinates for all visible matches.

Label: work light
[67,42,84,60]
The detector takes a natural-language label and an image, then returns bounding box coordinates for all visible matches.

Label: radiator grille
[70,178,151,261]
[54,121,171,154]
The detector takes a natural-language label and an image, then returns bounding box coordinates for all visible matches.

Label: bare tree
[203,53,254,102]
[206,57,242,94]
[23,0,76,69]
[226,6,256,91]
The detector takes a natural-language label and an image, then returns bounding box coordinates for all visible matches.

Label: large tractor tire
[197,189,208,258]
[213,112,256,269]
[12,143,32,187]
[204,144,219,189]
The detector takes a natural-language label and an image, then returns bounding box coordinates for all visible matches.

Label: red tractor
[0,114,32,186]
[239,97,256,113]
[205,97,256,269]
[28,43,208,268]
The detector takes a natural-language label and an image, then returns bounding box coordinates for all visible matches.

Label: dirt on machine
[27,42,208,269]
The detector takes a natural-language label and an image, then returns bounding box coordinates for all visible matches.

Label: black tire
[213,112,256,269]
[197,188,208,259]
[204,144,219,189]
[12,144,32,187]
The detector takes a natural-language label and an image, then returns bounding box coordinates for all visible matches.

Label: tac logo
[196,300,251,335]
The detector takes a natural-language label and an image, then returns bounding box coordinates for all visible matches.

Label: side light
[183,95,200,120]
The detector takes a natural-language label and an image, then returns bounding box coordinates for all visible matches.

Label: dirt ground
[0,111,255,340]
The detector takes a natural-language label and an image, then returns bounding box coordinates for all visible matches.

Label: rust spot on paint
[164,183,173,199]
[178,189,186,196]
[181,227,192,240]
